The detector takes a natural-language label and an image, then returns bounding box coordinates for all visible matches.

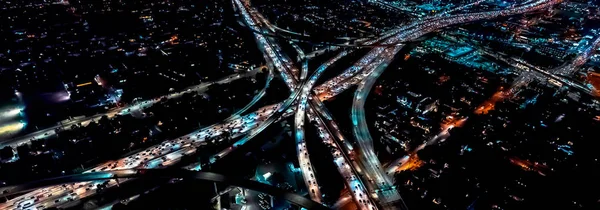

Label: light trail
[307,107,378,210]
[327,1,562,209]
[351,59,407,207]
[316,0,562,99]
[0,68,261,150]
[0,66,275,210]
[2,1,565,209]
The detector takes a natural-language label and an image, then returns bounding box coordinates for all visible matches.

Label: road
[317,0,562,208]
[237,0,332,202]
[238,1,387,207]
[389,23,596,174]
[235,0,301,85]
[236,0,382,207]
[386,117,467,174]
[0,66,275,210]
[351,60,406,207]
[0,68,262,150]
[293,44,324,202]
[0,170,329,210]
[315,0,563,101]
[237,1,563,209]
[478,45,597,98]
[551,33,600,76]
[292,48,356,203]
[0,100,287,210]
[1,0,566,209]
[307,107,377,210]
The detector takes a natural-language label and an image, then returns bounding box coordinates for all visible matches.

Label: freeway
[478,47,596,98]
[294,45,323,202]
[249,9,329,205]
[0,68,262,150]
[237,1,382,207]
[1,1,567,209]
[389,28,598,174]
[306,0,563,208]
[235,0,301,83]
[291,41,307,62]
[307,107,377,210]
[434,0,488,17]
[0,68,275,210]
[241,2,386,207]
[0,8,312,208]
[177,3,327,205]
[315,0,562,100]
[317,0,562,119]
[551,34,600,76]
[238,1,564,209]
[387,40,597,172]
[351,60,407,207]
[305,46,340,59]
[292,49,356,203]
[171,1,563,208]
[388,31,596,173]
[229,65,276,120]
[0,100,286,210]
[0,169,330,210]
[235,0,330,204]
[304,50,386,209]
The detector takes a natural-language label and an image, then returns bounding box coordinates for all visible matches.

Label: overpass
[1,1,567,209]
[0,169,330,210]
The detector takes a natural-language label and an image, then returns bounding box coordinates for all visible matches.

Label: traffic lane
[0,69,259,150]
[307,108,376,210]
[20,146,196,209]
[1,103,281,209]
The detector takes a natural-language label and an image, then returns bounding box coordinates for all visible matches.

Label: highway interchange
[2,0,587,209]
